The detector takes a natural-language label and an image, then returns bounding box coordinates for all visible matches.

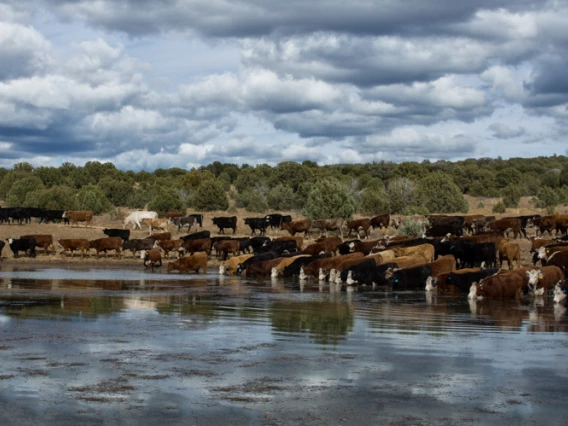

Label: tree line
[1,156,567,219]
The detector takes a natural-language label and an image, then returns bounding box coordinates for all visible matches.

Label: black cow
[444,268,499,293]
[264,214,292,229]
[180,231,211,242]
[212,216,237,234]
[7,237,36,258]
[258,240,298,255]
[244,218,267,236]
[123,238,155,257]
[426,216,464,237]
[188,214,204,227]
[0,207,30,225]
[40,209,68,224]
[343,261,399,286]
[170,216,198,232]
[281,254,332,278]
[0,240,5,257]
[337,240,361,255]
[103,228,130,241]
[387,264,433,290]
[249,236,271,252]
[451,241,497,269]
[236,252,280,275]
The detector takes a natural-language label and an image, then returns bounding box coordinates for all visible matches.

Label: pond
[1,265,567,425]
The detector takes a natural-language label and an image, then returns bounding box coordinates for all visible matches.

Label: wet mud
[1,264,567,425]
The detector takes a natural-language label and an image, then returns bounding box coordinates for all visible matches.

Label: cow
[303,236,343,256]
[236,252,280,275]
[526,266,565,296]
[370,214,390,230]
[472,216,496,233]
[39,209,67,224]
[248,236,271,252]
[57,239,89,258]
[87,237,122,259]
[6,237,36,258]
[245,257,289,278]
[169,216,198,233]
[273,236,303,250]
[281,219,311,237]
[345,261,399,286]
[212,216,237,234]
[219,254,255,275]
[165,211,183,219]
[313,218,345,238]
[299,252,364,280]
[0,240,4,258]
[156,239,184,259]
[188,214,204,227]
[349,239,383,255]
[103,228,130,242]
[20,234,55,255]
[146,232,172,242]
[167,252,208,274]
[346,218,371,239]
[63,210,93,227]
[264,214,292,229]
[214,239,241,260]
[391,243,435,263]
[468,269,529,299]
[123,211,158,230]
[141,217,170,235]
[498,241,521,270]
[387,264,433,290]
[543,250,568,270]
[270,255,311,278]
[258,240,298,256]
[244,218,268,236]
[432,268,499,293]
[484,217,522,239]
[123,238,156,258]
[425,215,464,237]
[180,231,211,242]
[553,280,568,304]
[387,255,428,270]
[280,254,332,278]
[462,214,485,235]
[142,248,162,269]
[181,238,212,256]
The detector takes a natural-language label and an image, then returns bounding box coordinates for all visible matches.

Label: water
[1,265,567,425]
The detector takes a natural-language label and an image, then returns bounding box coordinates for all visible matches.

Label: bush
[492,201,506,213]
[399,219,426,238]
[147,189,185,215]
[477,201,485,209]
[23,186,77,210]
[267,184,299,210]
[501,184,522,208]
[75,184,114,214]
[126,188,152,209]
[533,187,559,209]
[302,178,355,220]
[192,179,229,211]
[417,172,469,213]
[98,177,134,206]
[358,188,390,216]
[235,189,269,212]
[5,176,45,206]
[386,177,419,214]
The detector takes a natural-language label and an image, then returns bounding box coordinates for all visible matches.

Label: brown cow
[167,252,208,274]
[388,255,428,270]
[87,237,122,259]
[146,232,172,242]
[270,255,311,278]
[57,238,89,258]
[391,244,435,263]
[350,239,382,255]
[312,218,345,238]
[156,239,184,259]
[273,236,304,251]
[142,248,162,268]
[526,266,564,296]
[544,250,568,270]
[430,254,457,278]
[370,214,390,230]
[63,210,93,227]
[164,212,183,219]
[299,252,364,280]
[468,269,528,299]
[281,220,311,237]
[430,268,482,293]
[346,218,371,239]
[484,217,522,239]
[303,236,343,256]
[20,234,55,255]
[245,257,288,278]
[498,241,521,270]
[181,238,212,256]
[214,239,241,260]
[219,254,255,275]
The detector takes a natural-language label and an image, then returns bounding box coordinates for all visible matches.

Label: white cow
[123,211,158,230]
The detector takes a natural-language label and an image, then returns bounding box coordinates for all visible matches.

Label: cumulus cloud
[488,123,526,139]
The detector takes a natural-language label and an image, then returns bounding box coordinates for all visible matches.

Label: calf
[281,219,311,237]
[103,228,130,242]
[87,237,122,259]
[214,239,241,260]
[350,239,382,255]
[123,238,155,258]
[391,243,435,263]
[57,239,89,258]
[167,252,208,274]
[7,237,36,258]
[156,239,184,259]
[346,218,371,239]
[142,248,162,269]
[526,266,564,296]
[20,234,55,255]
[264,214,290,229]
[498,241,520,270]
[545,250,568,270]
[312,218,345,238]
[303,236,342,256]
[249,236,272,252]
[169,216,198,233]
[370,214,390,230]
[142,218,170,235]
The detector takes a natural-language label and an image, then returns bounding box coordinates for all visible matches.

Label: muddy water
[1,265,567,425]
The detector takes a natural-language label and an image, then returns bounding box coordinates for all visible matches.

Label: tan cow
[168,252,208,274]
[219,254,255,275]
[142,218,170,235]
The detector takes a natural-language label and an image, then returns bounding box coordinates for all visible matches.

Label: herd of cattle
[2,208,568,305]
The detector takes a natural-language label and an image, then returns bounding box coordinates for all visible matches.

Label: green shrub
[192,179,229,211]
[399,219,426,238]
[147,189,185,215]
[75,184,113,214]
[5,176,45,206]
[267,184,299,210]
[492,201,506,213]
[235,189,269,212]
[126,188,152,209]
[23,186,77,210]
[417,172,469,213]
[302,178,355,220]
[358,188,390,216]
[501,184,522,208]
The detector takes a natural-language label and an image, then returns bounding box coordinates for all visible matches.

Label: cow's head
[346,270,357,286]
[425,276,435,292]
[467,282,479,300]
[318,268,328,281]
[218,264,226,275]
[299,267,307,281]
[553,281,567,304]
[270,267,279,279]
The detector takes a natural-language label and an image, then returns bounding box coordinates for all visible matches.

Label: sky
[1,0,567,171]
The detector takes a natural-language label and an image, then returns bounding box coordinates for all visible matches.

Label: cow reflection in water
[468,299,528,328]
